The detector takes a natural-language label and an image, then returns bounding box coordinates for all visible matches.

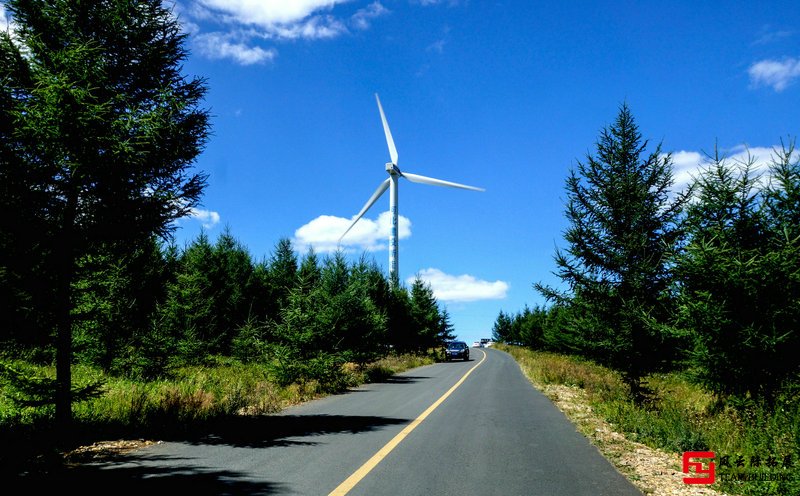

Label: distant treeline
[2,231,455,387]
[495,105,800,404]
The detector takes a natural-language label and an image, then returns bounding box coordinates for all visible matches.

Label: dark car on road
[445,341,470,361]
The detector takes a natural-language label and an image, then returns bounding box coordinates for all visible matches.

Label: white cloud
[752,29,793,46]
[191,0,349,41]
[0,5,20,39]
[427,39,446,53]
[410,268,509,303]
[748,57,800,92]
[194,32,277,64]
[351,2,389,31]
[260,15,348,40]
[181,19,202,36]
[668,145,797,192]
[413,0,461,6]
[181,1,419,64]
[0,6,9,32]
[293,211,411,253]
[184,0,380,64]
[196,0,344,27]
[670,150,706,191]
[189,208,221,228]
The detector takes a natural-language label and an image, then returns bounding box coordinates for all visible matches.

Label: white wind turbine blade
[401,172,485,192]
[339,178,391,243]
[375,93,398,165]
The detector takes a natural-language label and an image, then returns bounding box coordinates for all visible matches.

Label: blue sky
[8,1,797,345]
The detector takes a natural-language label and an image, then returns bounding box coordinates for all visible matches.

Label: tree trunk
[55,191,77,444]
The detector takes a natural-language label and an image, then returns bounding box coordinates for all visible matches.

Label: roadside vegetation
[494,106,799,496]
[0,348,436,476]
[497,344,799,496]
[0,227,451,473]
[0,0,450,477]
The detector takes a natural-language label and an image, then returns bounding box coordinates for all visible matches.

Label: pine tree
[676,145,800,400]
[409,277,443,352]
[1,0,210,429]
[349,256,391,357]
[387,283,415,352]
[517,305,547,349]
[492,311,514,343]
[297,248,321,294]
[71,237,167,373]
[267,238,299,312]
[536,104,688,398]
[764,139,800,239]
[438,308,456,344]
[162,232,216,363]
[211,227,256,353]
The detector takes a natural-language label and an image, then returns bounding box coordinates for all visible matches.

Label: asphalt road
[37,347,643,495]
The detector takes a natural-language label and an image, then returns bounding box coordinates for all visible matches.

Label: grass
[0,352,435,476]
[496,343,800,496]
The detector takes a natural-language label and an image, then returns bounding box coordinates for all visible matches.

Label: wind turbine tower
[339,94,484,283]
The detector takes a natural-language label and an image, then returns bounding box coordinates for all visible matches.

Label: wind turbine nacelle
[385,163,400,174]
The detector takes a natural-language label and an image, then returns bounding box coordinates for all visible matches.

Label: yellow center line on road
[328,348,488,496]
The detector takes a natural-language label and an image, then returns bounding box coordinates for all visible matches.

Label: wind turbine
[339,94,484,283]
